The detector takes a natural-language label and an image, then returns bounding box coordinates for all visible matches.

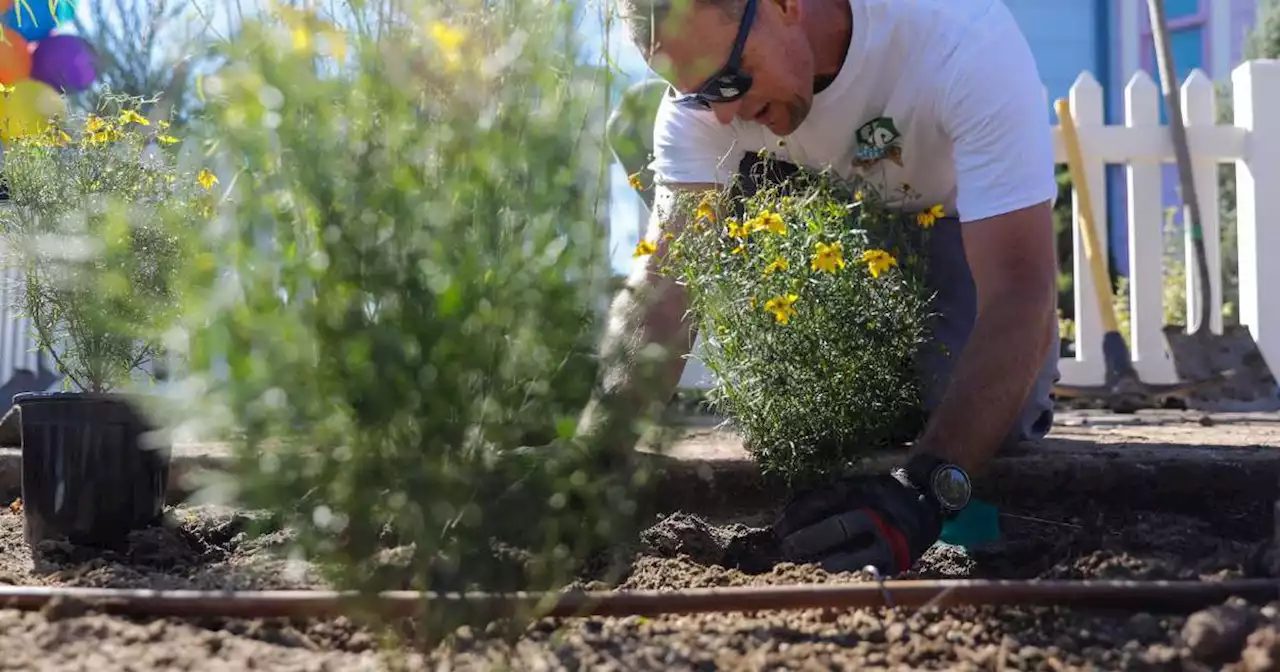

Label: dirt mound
[18,506,308,591]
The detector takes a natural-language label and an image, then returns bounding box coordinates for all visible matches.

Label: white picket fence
[0,266,58,388]
[678,59,1280,393]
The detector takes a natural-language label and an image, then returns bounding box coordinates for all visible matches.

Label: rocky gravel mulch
[432,497,1277,671]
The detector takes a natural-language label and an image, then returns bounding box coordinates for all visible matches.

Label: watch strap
[899,453,968,520]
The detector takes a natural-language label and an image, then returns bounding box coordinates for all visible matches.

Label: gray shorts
[910,216,1059,447]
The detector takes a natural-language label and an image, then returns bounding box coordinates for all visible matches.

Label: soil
[0,504,398,671]
[0,473,1270,672]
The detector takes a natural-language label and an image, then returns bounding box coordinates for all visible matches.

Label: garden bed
[0,453,1272,671]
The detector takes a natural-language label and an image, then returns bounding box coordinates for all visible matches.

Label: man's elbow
[965,201,1059,328]
[978,262,1059,345]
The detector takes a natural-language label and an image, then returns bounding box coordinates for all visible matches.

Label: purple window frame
[1137,0,1211,77]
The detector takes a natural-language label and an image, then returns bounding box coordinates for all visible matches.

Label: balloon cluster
[0,0,94,140]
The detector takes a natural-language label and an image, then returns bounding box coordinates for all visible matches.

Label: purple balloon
[30,35,97,93]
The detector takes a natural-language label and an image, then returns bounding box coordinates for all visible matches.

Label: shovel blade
[1162,324,1280,411]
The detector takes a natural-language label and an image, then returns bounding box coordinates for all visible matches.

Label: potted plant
[657,157,940,486]
[0,95,211,546]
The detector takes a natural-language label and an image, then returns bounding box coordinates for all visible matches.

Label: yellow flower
[763,293,799,325]
[764,257,789,275]
[695,199,716,224]
[198,168,219,191]
[811,241,846,274]
[744,210,786,236]
[157,134,179,145]
[760,211,786,235]
[321,28,348,60]
[727,219,748,240]
[861,249,898,278]
[430,20,465,65]
[730,244,745,255]
[628,173,644,191]
[853,190,865,202]
[633,238,657,257]
[87,128,120,145]
[85,115,107,132]
[917,204,945,229]
[119,109,150,126]
[292,26,312,53]
[0,83,12,95]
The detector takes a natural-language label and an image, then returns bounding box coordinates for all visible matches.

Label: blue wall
[1002,0,1107,109]
[1003,0,1120,271]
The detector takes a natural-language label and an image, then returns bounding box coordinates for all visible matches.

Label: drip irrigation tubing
[2,579,1278,620]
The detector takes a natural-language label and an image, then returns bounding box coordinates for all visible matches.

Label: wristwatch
[895,453,972,518]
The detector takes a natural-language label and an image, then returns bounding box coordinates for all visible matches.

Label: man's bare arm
[910,200,1058,475]
[573,182,718,453]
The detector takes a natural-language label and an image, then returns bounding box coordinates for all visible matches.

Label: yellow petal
[292,26,312,52]
[633,239,657,257]
[198,169,219,191]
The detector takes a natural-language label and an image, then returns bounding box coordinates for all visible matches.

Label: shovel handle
[1054,98,1120,336]
[1146,0,1213,335]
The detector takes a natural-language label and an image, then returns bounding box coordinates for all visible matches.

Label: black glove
[771,469,943,575]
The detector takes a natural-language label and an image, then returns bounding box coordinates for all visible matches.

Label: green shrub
[160,0,647,635]
[658,160,937,485]
[0,99,210,393]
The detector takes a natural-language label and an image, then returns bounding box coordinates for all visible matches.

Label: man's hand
[771,470,943,575]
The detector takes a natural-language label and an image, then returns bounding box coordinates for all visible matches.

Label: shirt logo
[853,116,904,169]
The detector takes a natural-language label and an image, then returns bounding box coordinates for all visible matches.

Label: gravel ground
[0,479,1270,670]
[435,497,1278,671]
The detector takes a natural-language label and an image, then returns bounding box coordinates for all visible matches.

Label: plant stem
[26,282,87,393]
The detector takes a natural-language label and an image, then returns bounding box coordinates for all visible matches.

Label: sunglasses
[671,0,758,110]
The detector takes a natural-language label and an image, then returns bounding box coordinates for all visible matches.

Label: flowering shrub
[0,97,212,392]
[653,156,941,484]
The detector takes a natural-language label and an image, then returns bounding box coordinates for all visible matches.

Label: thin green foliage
[659,157,939,485]
[161,0,646,638]
[0,96,210,393]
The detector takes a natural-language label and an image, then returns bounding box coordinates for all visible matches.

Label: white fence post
[1124,71,1179,385]
[1181,69,1224,336]
[1056,72,1109,387]
[1232,60,1280,376]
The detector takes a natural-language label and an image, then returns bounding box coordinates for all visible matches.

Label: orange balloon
[0,29,30,85]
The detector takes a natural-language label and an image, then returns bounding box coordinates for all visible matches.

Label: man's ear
[773,0,805,27]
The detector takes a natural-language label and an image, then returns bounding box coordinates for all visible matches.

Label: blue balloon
[3,1,77,43]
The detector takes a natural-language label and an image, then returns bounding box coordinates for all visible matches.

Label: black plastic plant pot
[13,391,172,547]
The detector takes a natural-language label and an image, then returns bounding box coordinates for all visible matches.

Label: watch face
[931,466,972,511]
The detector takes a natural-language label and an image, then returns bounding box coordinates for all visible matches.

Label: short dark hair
[616,0,746,58]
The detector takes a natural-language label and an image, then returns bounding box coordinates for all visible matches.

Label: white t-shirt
[649,0,1057,224]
